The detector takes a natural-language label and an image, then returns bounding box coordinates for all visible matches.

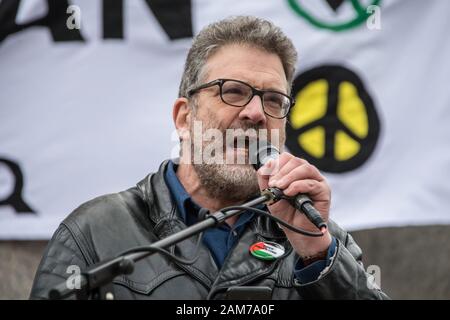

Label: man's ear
[172,97,191,141]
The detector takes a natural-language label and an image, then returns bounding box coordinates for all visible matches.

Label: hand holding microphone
[250,140,332,257]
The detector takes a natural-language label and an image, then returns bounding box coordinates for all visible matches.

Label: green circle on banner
[287,0,382,32]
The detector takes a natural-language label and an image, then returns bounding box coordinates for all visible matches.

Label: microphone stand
[48,188,284,300]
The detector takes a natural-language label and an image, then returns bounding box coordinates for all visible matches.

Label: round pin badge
[250,241,285,261]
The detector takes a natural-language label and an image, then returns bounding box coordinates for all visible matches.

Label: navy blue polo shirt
[164,160,336,283]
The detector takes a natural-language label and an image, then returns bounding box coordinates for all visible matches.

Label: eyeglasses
[187,78,293,119]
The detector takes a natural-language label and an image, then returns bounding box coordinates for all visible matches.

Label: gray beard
[193,162,260,202]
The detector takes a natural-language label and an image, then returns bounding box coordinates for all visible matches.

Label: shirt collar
[164,160,195,223]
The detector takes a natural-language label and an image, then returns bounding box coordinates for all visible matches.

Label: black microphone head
[249,139,280,171]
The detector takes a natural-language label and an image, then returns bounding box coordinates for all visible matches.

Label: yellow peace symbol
[286,65,380,173]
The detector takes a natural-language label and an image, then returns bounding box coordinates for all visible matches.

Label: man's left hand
[256,152,332,258]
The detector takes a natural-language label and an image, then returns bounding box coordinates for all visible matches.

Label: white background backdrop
[1,0,450,238]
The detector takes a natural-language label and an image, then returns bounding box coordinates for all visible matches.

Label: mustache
[189,118,284,151]
[226,121,262,132]
[220,122,264,147]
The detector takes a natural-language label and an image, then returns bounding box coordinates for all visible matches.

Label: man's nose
[238,95,267,126]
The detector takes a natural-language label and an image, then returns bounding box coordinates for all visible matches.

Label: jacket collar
[136,160,176,225]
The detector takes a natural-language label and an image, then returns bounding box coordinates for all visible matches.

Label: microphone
[250,140,327,232]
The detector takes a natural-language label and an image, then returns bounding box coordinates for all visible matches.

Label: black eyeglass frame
[187,78,294,119]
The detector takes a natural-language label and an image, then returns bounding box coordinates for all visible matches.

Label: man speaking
[30,16,389,300]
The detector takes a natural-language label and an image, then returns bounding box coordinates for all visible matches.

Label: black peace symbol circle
[286,65,381,173]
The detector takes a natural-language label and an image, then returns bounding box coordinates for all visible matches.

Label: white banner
[1,0,450,239]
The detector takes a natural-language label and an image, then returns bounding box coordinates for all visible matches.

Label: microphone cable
[114,203,325,267]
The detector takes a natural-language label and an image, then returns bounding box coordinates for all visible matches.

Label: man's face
[187,44,288,202]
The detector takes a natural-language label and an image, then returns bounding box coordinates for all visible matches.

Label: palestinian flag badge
[250,241,285,261]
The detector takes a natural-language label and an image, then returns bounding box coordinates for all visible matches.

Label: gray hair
[178,16,298,98]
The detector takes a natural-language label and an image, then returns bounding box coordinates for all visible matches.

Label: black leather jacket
[30,160,389,300]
